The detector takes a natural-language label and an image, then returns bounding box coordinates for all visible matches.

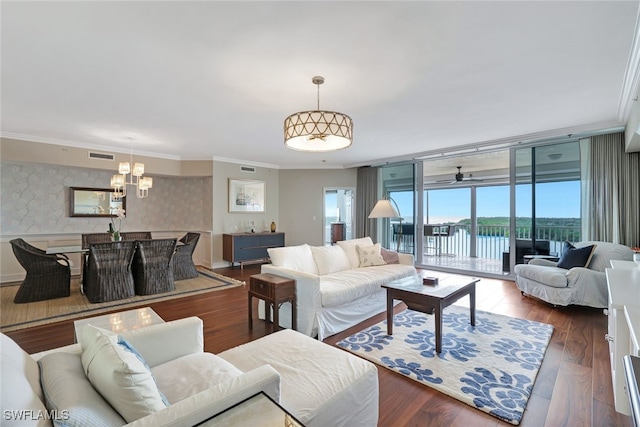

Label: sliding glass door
[511,141,581,271]
[379,164,416,253]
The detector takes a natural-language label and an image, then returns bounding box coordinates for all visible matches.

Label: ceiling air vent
[240,166,256,173]
[88,151,115,161]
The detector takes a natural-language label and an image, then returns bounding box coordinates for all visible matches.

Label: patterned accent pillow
[356,243,386,267]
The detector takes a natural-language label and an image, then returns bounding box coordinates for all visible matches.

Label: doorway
[323,188,355,245]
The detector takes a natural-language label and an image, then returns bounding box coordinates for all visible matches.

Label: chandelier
[110,138,153,199]
[284,76,353,152]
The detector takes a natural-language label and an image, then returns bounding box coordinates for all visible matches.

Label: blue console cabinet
[222,232,285,268]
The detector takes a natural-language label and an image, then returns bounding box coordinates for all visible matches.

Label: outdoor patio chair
[172,232,201,280]
[9,238,71,303]
[84,241,136,303]
[133,238,178,295]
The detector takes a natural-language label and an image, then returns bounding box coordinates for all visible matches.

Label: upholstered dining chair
[172,232,201,280]
[84,241,136,303]
[9,238,71,303]
[133,238,178,295]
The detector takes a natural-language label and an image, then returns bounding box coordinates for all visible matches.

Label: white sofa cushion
[219,329,379,427]
[38,352,126,427]
[310,245,350,275]
[356,243,386,267]
[336,237,374,269]
[80,325,168,422]
[152,352,243,405]
[320,264,417,307]
[1,333,50,427]
[268,244,318,275]
[514,264,568,288]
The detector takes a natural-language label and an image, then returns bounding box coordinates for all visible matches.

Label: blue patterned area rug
[336,306,553,425]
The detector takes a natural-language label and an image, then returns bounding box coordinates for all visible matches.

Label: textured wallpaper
[1,162,210,235]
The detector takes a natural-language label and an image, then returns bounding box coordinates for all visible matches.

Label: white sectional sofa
[1,317,378,427]
[262,237,417,340]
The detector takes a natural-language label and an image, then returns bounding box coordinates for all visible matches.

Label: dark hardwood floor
[5,265,631,427]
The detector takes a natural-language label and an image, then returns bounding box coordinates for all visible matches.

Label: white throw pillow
[310,245,351,275]
[336,237,375,269]
[356,243,386,267]
[80,325,168,423]
[267,244,318,275]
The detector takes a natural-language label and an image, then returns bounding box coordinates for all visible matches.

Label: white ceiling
[2,1,639,169]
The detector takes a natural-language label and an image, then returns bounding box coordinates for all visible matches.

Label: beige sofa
[262,237,417,340]
[1,317,378,427]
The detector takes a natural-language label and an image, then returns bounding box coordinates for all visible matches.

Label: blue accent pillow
[557,242,596,269]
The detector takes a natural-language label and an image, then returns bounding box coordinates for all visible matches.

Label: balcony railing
[395,224,581,259]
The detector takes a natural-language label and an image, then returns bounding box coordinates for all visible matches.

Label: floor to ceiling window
[378,164,415,253]
[511,141,582,271]
[415,140,582,278]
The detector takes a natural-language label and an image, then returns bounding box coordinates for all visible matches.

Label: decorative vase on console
[270,221,276,233]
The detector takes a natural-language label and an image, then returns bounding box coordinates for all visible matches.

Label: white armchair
[1,317,280,427]
[514,241,634,307]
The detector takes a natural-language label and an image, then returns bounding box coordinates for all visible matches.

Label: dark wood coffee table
[382,274,479,353]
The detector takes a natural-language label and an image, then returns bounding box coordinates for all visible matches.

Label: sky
[325,181,582,223]
[395,181,582,222]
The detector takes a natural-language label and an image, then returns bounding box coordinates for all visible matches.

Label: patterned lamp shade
[284,76,353,152]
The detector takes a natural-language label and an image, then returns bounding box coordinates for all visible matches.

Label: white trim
[618,2,640,122]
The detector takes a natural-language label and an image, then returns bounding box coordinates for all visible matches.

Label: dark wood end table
[248,273,296,333]
[382,273,479,353]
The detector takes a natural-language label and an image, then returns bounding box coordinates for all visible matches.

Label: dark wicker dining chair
[122,231,152,241]
[84,241,136,303]
[133,239,178,295]
[80,233,112,286]
[9,238,71,303]
[172,232,201,281]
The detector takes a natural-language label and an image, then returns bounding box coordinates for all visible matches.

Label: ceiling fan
[436,166,484,184]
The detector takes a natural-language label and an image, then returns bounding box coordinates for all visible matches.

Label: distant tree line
[453,217,581,242]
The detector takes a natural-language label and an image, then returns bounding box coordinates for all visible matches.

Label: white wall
[279,169,357,246]
[211,161,280,266]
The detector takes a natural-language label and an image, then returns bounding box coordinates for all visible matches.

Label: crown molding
[618,2,640,122]
[0,132,182,161]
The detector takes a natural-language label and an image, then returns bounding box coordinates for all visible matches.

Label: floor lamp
[368,197,402,252]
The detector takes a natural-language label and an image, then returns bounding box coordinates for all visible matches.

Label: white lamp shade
[110,174,124,188]
[132,163,145,176]
[368,199,400,219]
[139,177,153,190]
[118,162,130,174]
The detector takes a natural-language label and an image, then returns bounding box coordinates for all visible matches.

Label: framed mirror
[69,187,126,217]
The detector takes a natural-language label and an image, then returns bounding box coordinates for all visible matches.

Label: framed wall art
[228,179,265,213]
